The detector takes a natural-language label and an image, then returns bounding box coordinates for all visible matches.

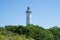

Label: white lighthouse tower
[26,7,32,25]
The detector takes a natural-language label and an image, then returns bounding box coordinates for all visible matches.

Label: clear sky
[0,0,60,28]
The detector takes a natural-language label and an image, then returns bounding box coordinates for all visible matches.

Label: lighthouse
[26,7,32,25]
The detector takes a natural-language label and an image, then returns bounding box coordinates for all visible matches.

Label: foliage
[49,26,60,40]
[0,27,34,40]
[0,25,60,40]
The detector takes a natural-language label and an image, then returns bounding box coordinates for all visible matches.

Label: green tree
[49,26,60,40]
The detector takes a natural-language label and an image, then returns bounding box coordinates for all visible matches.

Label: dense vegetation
[0,24,60,40]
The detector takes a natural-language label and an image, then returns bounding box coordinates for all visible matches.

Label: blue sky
[0,0,60,28]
